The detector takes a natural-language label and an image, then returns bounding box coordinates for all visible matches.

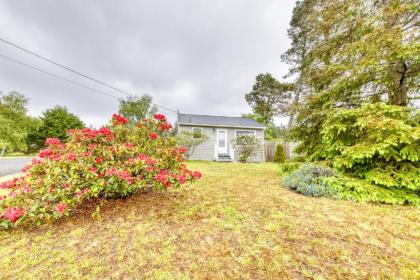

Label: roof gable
[178,113,265,129]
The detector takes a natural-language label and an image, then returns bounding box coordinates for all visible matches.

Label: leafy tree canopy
[245,73,295,124]
[118,95,158,124]
[283,0,419,157]
[0,91,38,154]
[281,0,419,203]
[27,106,84,152]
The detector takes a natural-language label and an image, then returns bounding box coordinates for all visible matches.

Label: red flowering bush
[0,114,201,228]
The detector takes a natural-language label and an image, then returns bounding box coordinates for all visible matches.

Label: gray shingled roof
[178,113,265,128]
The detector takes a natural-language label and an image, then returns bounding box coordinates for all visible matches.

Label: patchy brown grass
[0,162,419,279]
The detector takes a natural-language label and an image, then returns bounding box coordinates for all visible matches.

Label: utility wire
[0,37,178,114]
[0,53,121,99]
[0,53,177,116]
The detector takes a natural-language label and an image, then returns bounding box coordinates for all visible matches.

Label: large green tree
[27,106,84,152]
[118,95,158,124]
[283,0,419,158]
[0,92,38,155]
[281,0,420,202]
[245,73,295,124]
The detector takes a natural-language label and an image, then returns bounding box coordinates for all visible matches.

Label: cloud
[0,0,296,127]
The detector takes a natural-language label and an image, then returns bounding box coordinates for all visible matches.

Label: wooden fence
[264,141,298,162]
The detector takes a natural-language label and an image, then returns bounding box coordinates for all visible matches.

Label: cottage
[177,113,265,162]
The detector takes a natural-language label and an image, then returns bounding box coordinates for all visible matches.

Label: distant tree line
[0,91,158,156]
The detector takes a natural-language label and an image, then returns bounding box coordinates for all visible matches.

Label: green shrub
[176,130,209,160]
[0,113,202,228]
[321,103,419,196]
[273,144,286,163]
[324,175,420,205]
[282,164,337,197]
[290,156,305,162]
[231,135,261,163]
[279,162,301,175]
[283,163,420,205]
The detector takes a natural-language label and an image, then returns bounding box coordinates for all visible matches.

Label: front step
[218,153,232,162]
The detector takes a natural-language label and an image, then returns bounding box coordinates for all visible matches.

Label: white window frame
[191,127,203,133]
[235,129,257,137]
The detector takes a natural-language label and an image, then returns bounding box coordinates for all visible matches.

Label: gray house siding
[178,124,265,162]
[178,125,215,160]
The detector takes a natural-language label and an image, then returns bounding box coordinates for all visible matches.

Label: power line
[0,53,177,116]
[0,37,178,114]
[0,53,121,99]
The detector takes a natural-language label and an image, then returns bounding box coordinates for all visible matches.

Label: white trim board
[179,123,265,129]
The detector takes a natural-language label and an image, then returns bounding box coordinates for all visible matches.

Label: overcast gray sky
[0,0,296,127]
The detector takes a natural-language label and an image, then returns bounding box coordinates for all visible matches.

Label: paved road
[0,157,33,177]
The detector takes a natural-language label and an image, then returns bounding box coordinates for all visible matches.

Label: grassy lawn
[1,162,419,279]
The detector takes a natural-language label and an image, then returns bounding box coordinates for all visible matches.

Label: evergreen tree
[282,0,419,158]
[245,73,295,124]
[27,106,84,152]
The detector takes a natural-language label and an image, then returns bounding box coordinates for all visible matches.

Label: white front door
[217,129,228,154]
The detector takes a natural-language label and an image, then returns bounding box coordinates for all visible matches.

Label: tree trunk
[0,146,6,157]
[388,60,408,106]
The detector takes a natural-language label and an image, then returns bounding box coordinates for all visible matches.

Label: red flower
[88,166,98,173]
[193,171,202,179]
[55,203,67,214]
[105,167,118,176]
[112,113,128,125]
[154,114,166,121]
[125,143,134,148]
[80,151,92,157]
[66,153,77,161]
[178,147,187,154]
[98,127,114,138]
[0,178,18,189]
[95,157,104,164]
[39,149,53,158]
[178,174,186,184]
[160,122,172,131]
[117,170,133,184]
[87,143,98,150]
[128,158,136,165]
[52,154,62,161]
[155,170,169,183]
[32,158,42,165]
[45,137,61,146]
[149,133,158,140]
[5,207,24,223]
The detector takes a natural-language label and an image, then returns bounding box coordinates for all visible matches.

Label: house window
[192,127,203,138]
[235,130,256,137]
